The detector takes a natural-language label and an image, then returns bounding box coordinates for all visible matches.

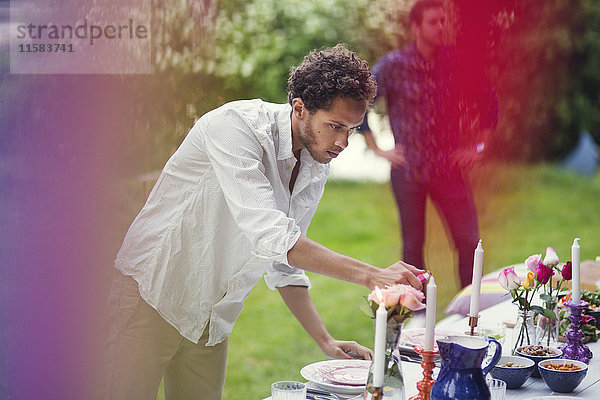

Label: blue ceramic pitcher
[431,335,502,400]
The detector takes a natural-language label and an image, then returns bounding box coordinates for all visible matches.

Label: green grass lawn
[156,163,600,399]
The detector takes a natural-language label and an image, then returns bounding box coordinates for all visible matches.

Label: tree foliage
[122,0,415,171]
[135,0,600,166]
[558,0,600,151]
[5,0,598,171]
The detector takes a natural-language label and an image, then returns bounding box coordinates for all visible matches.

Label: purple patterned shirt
[365,42,498,183]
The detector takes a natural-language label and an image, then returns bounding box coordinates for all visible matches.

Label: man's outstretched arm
[277,285,373,360]
[287,235,423,291]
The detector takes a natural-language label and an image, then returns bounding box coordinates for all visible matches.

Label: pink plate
[300,359,371,395]
[320,363,369,386]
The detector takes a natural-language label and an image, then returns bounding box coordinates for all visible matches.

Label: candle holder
[371,386,383,400]
[558,300,593,364]
[466,314,479,336]
[408,346,438,400]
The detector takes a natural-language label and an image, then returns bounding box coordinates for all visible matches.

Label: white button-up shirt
[115,99,329,345]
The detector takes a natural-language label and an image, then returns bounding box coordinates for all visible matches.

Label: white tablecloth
[437,300,600,399]
[263,299,600,399]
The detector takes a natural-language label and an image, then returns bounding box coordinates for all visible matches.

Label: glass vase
[512,310,537,354]
[536,300,560,347]
[364,320,405,400]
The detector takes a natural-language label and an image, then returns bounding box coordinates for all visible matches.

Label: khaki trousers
[105,273,228,400]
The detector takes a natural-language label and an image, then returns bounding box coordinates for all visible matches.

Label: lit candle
[572,238,581,303]
[424,276,437,351]
[469,240,484,317]
[372,286,387,387]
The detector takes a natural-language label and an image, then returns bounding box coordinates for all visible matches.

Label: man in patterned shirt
[359,0,498,288]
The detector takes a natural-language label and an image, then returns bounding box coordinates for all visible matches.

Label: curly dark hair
[287,44,377,112]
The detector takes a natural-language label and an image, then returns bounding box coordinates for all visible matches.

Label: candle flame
[375,285,384,304]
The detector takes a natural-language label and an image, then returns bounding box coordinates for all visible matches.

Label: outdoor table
[435,299,600,399]
[262,298,600,399]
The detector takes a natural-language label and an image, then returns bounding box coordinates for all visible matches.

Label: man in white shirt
[106,44,423,400]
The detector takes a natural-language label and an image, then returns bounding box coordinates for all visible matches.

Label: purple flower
[562,261,573,281]
[535,262,554,284]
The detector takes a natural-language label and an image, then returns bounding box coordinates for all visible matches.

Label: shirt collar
[275,103,328,177]
[275,103,294,161]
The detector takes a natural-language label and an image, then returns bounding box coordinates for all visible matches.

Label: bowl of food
[515,345,562,377]
[489,355,535,388]
[538,359,588,392]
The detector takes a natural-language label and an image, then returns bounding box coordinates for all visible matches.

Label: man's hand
[368,261,423,291]
[320,339,373,360]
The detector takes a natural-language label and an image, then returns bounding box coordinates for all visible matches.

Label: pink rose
[368,284,425,310]
[498,266,520,290]
[562,261,573,281]
[535,263,554,284]
[543,247,560,266]
[397,285,426,311]
[379,287,402,308]
[525,254,543,272]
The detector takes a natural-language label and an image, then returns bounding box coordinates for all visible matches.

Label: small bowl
[538,359,588,392]
[515,345,562,378]
[490,355,535,389]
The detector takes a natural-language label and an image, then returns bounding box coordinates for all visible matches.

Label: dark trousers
[391,169,479,288]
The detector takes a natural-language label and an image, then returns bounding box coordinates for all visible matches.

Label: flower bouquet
[498,265,539,353]
[526,247,572,347]
[498,247,573,352]
[362,284,426,399]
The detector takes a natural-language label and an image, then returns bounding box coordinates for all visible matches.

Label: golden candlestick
[467,315,479,336]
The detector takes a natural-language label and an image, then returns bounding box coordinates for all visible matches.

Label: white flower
[543,247,560,266]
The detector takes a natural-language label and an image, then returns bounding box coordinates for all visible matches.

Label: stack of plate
[300,359,370,396]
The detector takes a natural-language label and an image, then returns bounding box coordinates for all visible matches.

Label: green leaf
[531,305,558,320]
[540,293,553,301]
[530,305,545,314]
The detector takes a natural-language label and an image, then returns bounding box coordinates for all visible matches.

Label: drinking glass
[477,321,507,344]
[487,378,506,400]
[271,381,306,400]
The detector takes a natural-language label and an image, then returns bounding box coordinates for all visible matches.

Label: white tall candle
[424,276,437,351]
[372,287,387,387]
[469,240,484,317]
[572,238,581,303]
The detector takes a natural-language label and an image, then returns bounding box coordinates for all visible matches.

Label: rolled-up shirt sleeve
[264,262,311,289]
[203,109,301,264]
